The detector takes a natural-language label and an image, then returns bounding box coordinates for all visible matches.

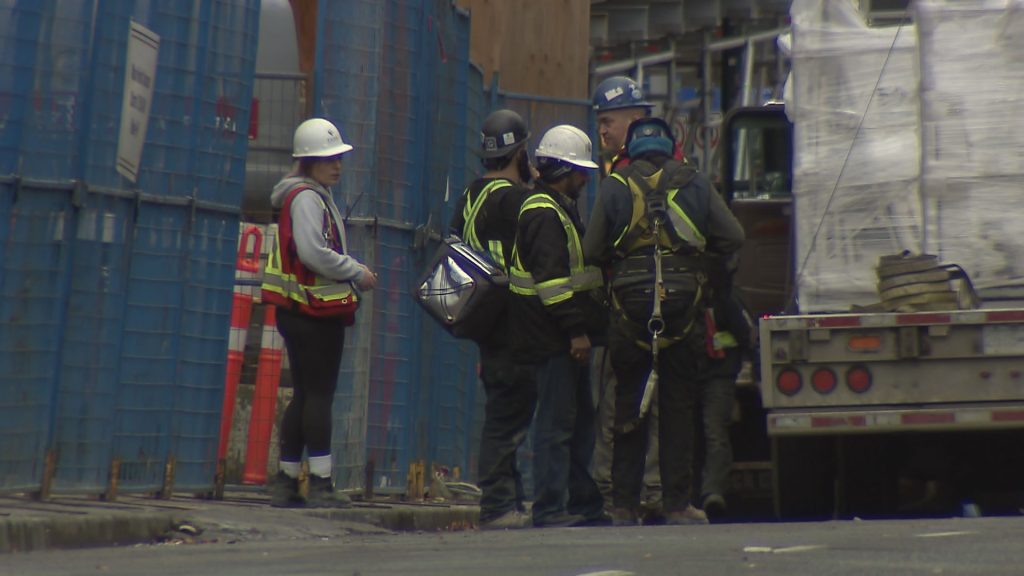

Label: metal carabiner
[647,315,665,336]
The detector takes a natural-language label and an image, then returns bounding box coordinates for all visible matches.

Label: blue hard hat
[592,76,653,112]
[626,117,674,158]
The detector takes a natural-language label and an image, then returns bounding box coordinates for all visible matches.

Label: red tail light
[846,365,872,393]
[811,368,837,394]
[777,368,802,396]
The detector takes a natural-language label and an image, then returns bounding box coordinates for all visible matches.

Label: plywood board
[455,0,591,98]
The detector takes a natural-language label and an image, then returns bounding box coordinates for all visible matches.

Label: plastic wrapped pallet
[784,0,922,312]
[916,0,1024,290]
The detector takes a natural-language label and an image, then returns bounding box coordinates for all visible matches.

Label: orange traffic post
[242,304,284,484]
[218,225,263,463]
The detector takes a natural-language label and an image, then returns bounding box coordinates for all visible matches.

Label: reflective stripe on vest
[713,330,739,350]
[262,245,356,304]
[509,193,603,306]
[261,188,357,315]
[610,171,706,253]
[462,179,513,270]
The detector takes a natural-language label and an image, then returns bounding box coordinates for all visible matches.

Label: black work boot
[306,475,353,508]
[269,471,305,508]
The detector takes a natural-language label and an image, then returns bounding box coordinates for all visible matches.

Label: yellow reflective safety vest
[261,186,359,321]
[461,179,512,270]
[509,193,603,306]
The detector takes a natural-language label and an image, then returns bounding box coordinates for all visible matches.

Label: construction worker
[261,118,378,508]
[449,109,536,530]
[693,257,753,519]
[509,125,608,528]
[592,75,655,175]
[590,74,664,520]
[583,117,744,526]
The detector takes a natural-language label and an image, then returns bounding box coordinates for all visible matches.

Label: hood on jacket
[270,175,328,208]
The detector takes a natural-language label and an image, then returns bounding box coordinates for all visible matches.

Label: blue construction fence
[0,0,594,498]
[0,1,259,495]
[312,2,593,490]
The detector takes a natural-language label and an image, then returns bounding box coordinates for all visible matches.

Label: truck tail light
[847,365,872,393]
[811,367,837,394]
[777,368,802,396]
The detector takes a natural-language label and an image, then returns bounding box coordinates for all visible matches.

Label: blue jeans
[530,354,602,524]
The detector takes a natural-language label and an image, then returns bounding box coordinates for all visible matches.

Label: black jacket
[449,177,528,270]
[510,182,605,363]
[449,177,529,349]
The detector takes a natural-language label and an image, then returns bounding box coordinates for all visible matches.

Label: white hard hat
[292,118,354,158]
[534,125,599,169]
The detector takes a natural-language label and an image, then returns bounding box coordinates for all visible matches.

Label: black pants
[476,342,537,522]
[608,312,703,513]
[276,307,347,461]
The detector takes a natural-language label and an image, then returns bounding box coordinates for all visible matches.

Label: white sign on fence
[116,21,160,182]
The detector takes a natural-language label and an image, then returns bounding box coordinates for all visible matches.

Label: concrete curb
[0,495,482,553]
[1,511,178,553]
[308,504,479,532]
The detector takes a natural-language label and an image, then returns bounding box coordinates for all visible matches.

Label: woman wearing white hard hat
[261,117,377,508]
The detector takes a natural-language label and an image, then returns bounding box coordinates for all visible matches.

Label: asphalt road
[6,516,1024,576]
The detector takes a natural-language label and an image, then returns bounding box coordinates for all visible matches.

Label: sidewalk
[0,490,481,554]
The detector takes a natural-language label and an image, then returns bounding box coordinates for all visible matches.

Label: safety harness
[610,159,709,425]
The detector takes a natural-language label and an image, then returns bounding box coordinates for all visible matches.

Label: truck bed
[759,308,1024,435]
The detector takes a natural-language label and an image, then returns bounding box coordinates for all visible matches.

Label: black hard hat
[480,109,530,159]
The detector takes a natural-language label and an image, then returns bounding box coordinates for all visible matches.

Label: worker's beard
[567,173,586,200]
[516,150,533,185]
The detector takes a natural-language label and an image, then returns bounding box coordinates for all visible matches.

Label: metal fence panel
[194,1,258,206]
[0,186,70,491]
[113,203,187,490]
[317,0,383,491]
[316,0,487,489]
[0,1,41,175]
[175,210,239,490]
[51,194,133,491]
[14,1,90,181]
[374,0,422,224]
[417,6,481,478]
[332,223,374,489]
[317,0,382,221]
[365,224,418,488]
[0,0,257,495]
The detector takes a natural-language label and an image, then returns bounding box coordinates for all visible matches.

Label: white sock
[308,455,332,478]
[279,460,301,478]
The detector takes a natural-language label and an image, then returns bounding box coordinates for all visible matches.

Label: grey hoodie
[270,175,367,284]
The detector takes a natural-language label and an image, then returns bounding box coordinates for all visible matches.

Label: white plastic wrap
[916,0,1024,289]
[786,0,922,312]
